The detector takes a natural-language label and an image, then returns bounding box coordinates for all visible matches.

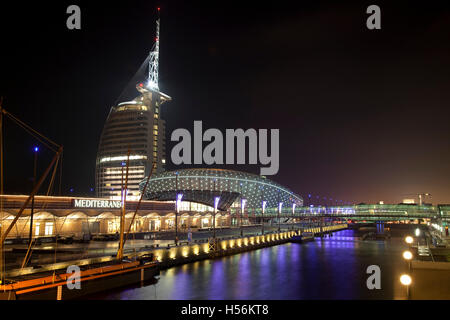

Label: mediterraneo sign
[72,199,122,209]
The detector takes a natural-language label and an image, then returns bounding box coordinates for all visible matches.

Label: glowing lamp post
[278,202,283,232]
[262,200,267,235]
[240,198,247,236]
[400,274,412,299]
[175,193,183,245]
[405,236,414,245]
[213,196,220,239]
[176,193,183,212]
[415,228,421,251]
[28,146,39,246]
[292,203,296,231]
[403,250,413,260]
[241,198,247,214]
[403,250,413,271]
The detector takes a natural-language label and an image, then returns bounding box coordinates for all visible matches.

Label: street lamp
[213,196,220,239]
[174,172,179,245]
[405,236,414,244]
[403,250,413,260]
[278,202,283,232]
[403,250,413,271]
[240,198,246,237]
[262,200,267,235]
[292,203,296,231]
[415,228,421,250]
[175,193,183,245]
[28,146,39,245]
[400,274,412,299]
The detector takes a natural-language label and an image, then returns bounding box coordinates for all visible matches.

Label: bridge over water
[230,204,450,223]
[0,195,448,239]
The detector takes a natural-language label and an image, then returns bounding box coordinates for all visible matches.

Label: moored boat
[0,256,159,300]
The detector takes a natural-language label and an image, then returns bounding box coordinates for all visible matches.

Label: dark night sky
[0,1,449,205]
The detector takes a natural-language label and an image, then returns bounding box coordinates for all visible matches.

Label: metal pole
[415,227,420,255]
[118,166,124,258]
[28,150,37,244]
[175,173,178,245]
[239,184,243,237]
[123,162,156,249]
[261,212,264,235]
[240,206,242,236]
[278,194,281,232]
[213,211,216,239]
[213,180,216,240]
[261,188,264,235]
[116,149,130,260]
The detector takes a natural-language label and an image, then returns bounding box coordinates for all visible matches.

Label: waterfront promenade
[4,224,347,278]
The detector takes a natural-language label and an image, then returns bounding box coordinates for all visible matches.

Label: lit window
[45,222,54,236]
[35,223,40,236]
[100,155,147,163]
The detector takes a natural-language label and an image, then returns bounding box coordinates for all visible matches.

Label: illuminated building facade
[95,87,170,199]
[95,13,170,199]
[140,168,304,211]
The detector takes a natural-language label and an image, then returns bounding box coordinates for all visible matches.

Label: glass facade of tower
[96,88,170,199]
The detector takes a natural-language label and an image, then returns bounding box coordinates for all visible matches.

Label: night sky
[0,1,449,205]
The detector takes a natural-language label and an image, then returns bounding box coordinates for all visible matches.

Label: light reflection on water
[89,230,407,300]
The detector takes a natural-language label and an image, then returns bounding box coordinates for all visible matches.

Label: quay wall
[6,224,348,278]
[145,224,347,269]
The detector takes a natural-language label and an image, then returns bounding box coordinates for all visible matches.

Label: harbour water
[87,228,411,300]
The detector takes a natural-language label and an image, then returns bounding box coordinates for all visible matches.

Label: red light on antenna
[157,7,160,11]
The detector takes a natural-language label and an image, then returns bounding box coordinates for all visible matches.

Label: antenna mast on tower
[147,7,161,91]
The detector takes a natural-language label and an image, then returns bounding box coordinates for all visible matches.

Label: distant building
[402,199,415,204]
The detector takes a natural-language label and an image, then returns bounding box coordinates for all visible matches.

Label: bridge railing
[229,204,439,219]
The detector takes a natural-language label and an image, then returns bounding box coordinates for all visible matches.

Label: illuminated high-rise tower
[95,9,171,199]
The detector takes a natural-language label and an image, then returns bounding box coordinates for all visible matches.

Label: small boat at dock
[0,255,159,300]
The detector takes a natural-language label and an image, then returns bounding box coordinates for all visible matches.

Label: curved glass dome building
[139,168,303,211]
